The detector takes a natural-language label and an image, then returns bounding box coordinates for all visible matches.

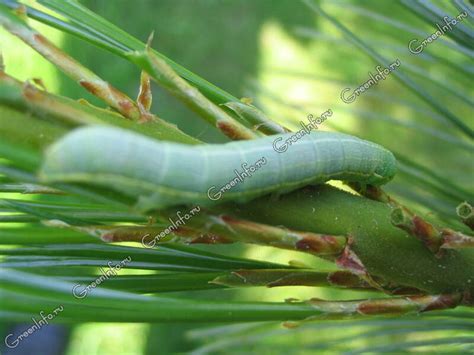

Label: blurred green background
[1,0,473,354]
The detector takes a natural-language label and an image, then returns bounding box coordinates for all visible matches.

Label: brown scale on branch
[136,71,154,123]
[335,236,385,291]
[353,293,464,315]
[440,228,474,250]
[187,213,348,257]
[283,293,467,327]
[390,207,444,253]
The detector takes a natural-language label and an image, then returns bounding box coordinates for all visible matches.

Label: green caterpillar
[40,126,397,211]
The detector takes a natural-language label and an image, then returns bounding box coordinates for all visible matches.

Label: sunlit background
[1,0,473,354]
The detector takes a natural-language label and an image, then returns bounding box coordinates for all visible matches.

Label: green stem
[350,183,472,254]
[221,185,474,295]
[129,47,260,140]
[223,101,290,135]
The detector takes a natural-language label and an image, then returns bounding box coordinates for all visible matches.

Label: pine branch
[128,40,260,140]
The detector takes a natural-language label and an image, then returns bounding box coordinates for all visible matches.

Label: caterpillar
[40,126,397,211]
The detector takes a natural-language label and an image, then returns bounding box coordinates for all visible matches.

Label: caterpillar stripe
[40,126,397,211]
